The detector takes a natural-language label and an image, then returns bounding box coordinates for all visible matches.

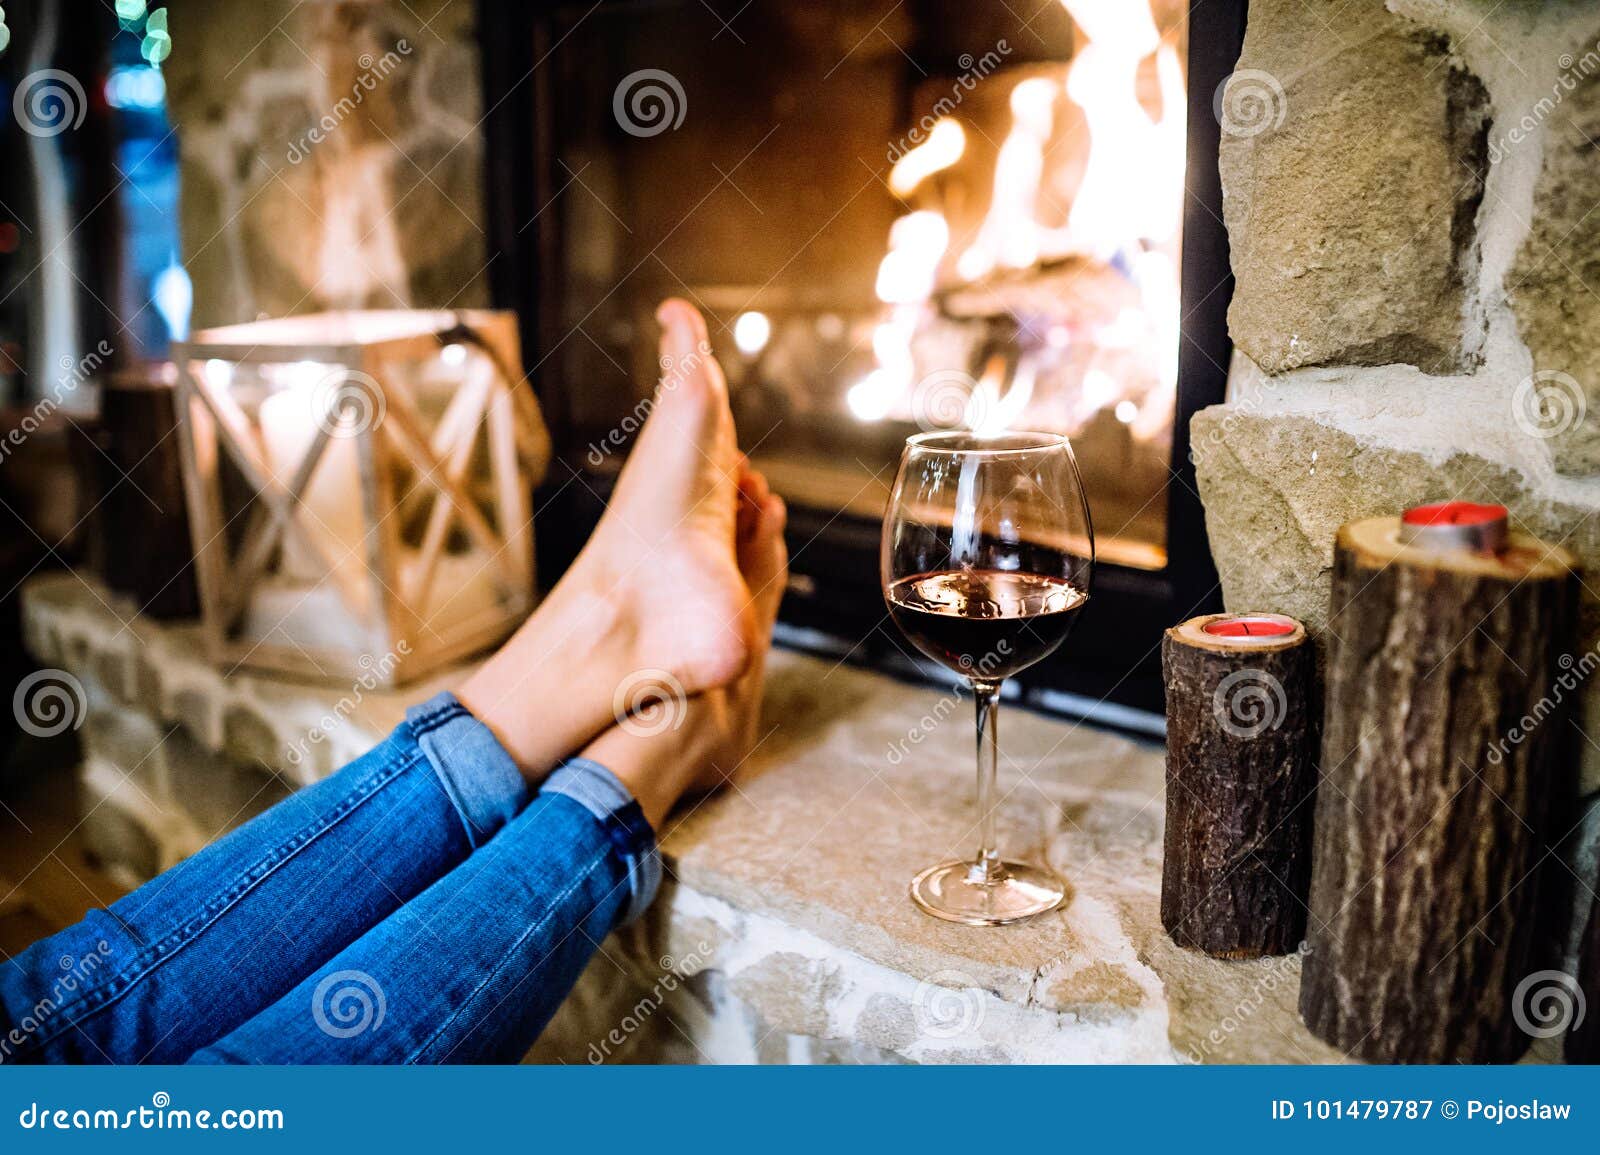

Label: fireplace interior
[481,0,1241,717]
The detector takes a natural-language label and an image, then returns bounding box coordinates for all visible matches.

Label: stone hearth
[22,573,1358,1065]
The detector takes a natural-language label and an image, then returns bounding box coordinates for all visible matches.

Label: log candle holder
[1161,612,1316,959]
[1301,502,1581,1064]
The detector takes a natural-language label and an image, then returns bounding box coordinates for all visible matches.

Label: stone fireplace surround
[51,0,1595,1060]
[1192,0,1600,950]
[23,574,1346,1064]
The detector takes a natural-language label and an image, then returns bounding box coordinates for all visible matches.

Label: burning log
[1300,504,1581,1064]
[1161,613,1316,959]
[933,256,1108,323]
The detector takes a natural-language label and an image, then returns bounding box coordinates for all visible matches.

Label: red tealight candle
[1399,501,1508,554]
[1201,613,1299,641]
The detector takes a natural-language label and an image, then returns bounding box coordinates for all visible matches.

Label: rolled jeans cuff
[405,692,530,847]
[541,758,662,925]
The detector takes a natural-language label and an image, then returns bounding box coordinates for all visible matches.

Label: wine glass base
[909,860,1069,926]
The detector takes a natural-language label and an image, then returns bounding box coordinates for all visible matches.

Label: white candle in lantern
[257,380,366,584]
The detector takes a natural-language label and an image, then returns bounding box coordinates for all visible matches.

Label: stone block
[1190,406,1600,634]
[63,634,91,678]
[1192,403,1600,805]
[1140,933,1340,1065]
[79,773,162,885]
[235,161,329,316]
[1220,2,1488,374]
[92,647,136,705]
[166,727,292,837]
[222,705,283,771]
[1037,959,1149,1022]
[165,0,487,326]
[170,689,220,749]
[80,712,170,802]
[133,654,162,717]
[855,992,919,1053]
[727,951,845,1039]
[80,805,161,888]
[21,614,60,667]
[1507,24,1600,476]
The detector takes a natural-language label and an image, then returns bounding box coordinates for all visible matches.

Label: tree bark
[1161,614,1316,958]
[1300,516,1581,1063]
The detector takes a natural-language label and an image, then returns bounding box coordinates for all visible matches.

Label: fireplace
[479,0,1245,718]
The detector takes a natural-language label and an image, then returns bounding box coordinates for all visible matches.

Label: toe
[656,298,710,347]
[611,299,737,528]
[736,468,772,547]
[746,468,770,506]
[737,468,762,545]
[761,497,788,604]
[655,299,725,402]
[740,495,788,622]
[648,301,733,475]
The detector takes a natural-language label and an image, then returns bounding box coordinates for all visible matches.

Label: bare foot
[584,299,755,693]
[716,467,788,784]
[584,471,787,828]
[458,300,756,779]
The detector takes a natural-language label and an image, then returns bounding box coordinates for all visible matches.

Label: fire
[967,352,1036,436]
[848,212,949,421]
[889,119,967,197]
[956,78,1061,281]
[874,211,949,305]
[851,0,1185,440]
[1061,1,1184,257]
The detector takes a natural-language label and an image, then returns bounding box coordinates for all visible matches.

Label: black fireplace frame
[477,0,1246,722]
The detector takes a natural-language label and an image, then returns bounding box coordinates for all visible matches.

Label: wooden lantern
[173,310,550,686]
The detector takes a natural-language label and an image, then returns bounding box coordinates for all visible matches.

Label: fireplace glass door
[485,0,1232,716]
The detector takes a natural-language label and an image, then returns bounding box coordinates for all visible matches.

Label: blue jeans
[0,694,659,1064]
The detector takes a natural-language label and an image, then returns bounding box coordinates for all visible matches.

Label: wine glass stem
[970,678,1003,884]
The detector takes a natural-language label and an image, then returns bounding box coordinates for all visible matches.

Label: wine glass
[881,431,1094,925]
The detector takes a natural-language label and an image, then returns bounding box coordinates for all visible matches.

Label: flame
[1063,4,1185,257]
[848,212,949,420]
[1059,0,1184,422]
[846,367,900,421]
[852,0,1185,439]
[1063,0,1158,48]
[967,352,1037,436]
[1128,247,1179,432]
[956,3,1183,278]
[1075,369,1119,425]
[956,78,1060,282]
[889,120,967,197]
[874,211,949,304]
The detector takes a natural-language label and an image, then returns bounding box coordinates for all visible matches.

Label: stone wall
[1193,0,1600,951]
[164,0,488,328]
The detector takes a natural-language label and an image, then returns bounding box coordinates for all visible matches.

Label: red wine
[886,568,1087,680]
